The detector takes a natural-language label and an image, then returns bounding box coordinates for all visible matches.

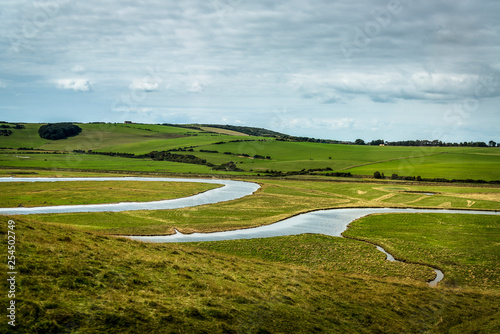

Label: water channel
[2,177,498,287]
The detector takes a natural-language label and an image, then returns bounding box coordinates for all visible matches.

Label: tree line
[373,171,499,184]
[355,139,497,147]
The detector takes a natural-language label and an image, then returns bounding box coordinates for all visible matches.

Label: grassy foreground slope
[1,216,499,333]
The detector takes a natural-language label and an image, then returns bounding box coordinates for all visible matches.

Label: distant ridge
[162,123,288,137]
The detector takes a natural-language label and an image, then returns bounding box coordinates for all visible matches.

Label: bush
[38,123,82,140]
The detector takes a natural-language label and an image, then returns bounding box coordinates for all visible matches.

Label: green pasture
[193,234,435,283]
[1,181,219,208]
[0,123,50,148]
[193,140,448,170]
[0,152,217,174]
[1,123,499,181]
[343,213,500,291]
[187,141,500,181]
[343,150,500,181]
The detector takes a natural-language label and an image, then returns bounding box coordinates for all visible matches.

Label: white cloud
[293,70,499,104]
[275,117,355,130]
[129,79,160,92]
[71,65,87,74]
[0,80,6,88]
[56,79,92,92]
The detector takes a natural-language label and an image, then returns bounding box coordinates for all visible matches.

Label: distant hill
[162,123,288,138]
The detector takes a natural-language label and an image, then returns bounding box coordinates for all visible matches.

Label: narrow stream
[375,245,444,287]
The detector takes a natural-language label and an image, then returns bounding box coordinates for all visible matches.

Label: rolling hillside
[1,122,499,181]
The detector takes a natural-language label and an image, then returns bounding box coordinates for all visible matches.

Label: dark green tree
[38,123,82,140]
[354,139,365,145]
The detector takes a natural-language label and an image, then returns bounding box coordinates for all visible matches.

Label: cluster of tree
[374,171,418,180]
[385,140,495,147]
[200,149,219,153]
[276,136,344,144]
[38,123,82,140]
[73,150,136,158]
[356,139,498,147]
[0,122,25,129]
[261,167,351,178]
[212,161,243,172]
[323,172,353,177]
[73,149,247,172]
[140,151,210,166]
[212,139,259,145]
[253,154,271,160]
[354,139,384,145]
[0,122,25,136]
[373,171,499,184]
[220,151,271,159]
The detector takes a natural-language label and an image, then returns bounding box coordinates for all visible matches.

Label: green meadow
[0,181,220,208]
[1,122,499,333]
[1,122,499,180]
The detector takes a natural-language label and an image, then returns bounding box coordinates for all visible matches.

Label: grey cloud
[1,0,499,141]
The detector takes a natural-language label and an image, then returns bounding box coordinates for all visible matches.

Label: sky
[1,0,499,142]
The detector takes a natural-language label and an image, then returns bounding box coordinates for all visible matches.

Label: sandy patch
[467,200,476,207]
[448,193,500,202]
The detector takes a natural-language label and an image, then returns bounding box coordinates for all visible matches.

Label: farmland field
[2,123,499,181]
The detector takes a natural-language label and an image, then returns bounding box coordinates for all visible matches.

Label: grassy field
[1,181,220,208]
[1,215,499,333]
[343,213,500,291]
[1,122,499,180]
[343,150,500,181]
[0,152,218,174]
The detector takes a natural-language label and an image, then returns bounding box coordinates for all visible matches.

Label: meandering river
[2,177,498,286]
[0,177,260,215]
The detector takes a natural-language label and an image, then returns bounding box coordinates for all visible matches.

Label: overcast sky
[1,0,499,141]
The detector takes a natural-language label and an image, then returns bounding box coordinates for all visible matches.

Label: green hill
[1,122,499,181]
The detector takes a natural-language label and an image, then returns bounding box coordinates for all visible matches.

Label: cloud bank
[0,0,499,141]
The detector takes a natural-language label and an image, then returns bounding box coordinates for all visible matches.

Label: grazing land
[343,213,500,291]
[1,122,499,333]
[1,122,499,180]
[0,181,220,208]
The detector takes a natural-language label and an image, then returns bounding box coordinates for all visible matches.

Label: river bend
[0,177,260,215]
[2,177,498,287]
